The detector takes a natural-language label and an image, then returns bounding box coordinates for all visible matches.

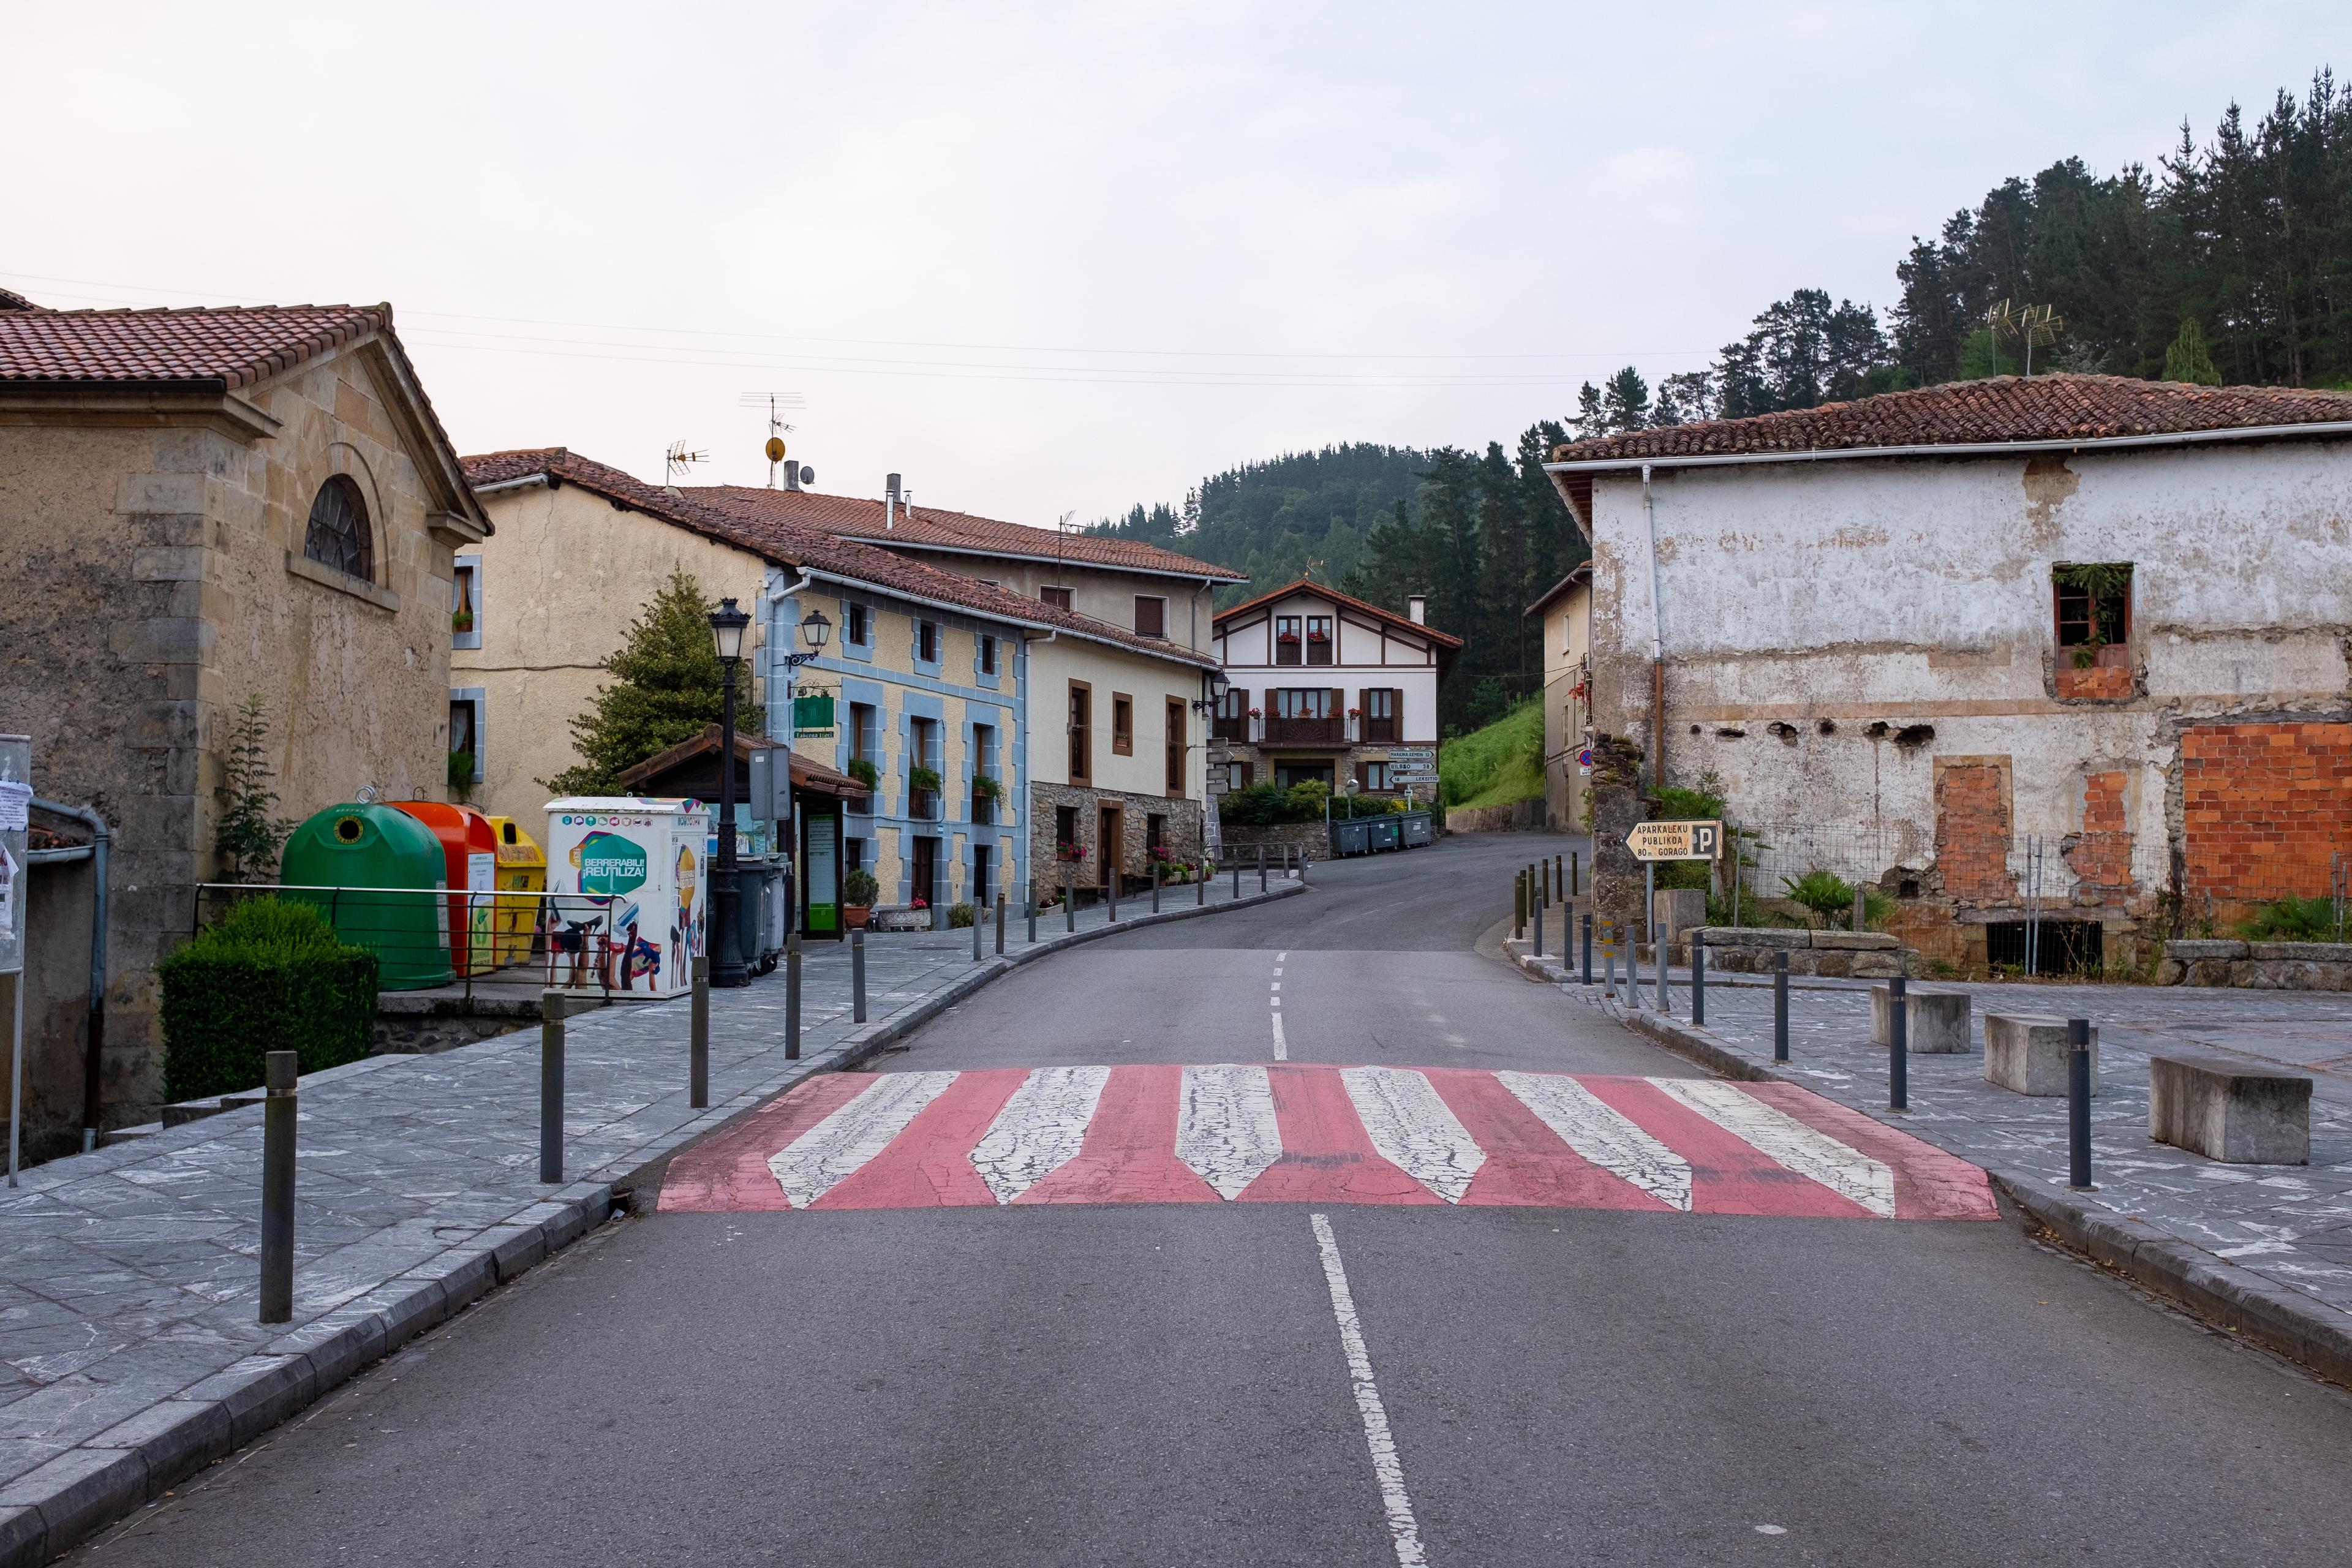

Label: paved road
[67,834,2352,1566]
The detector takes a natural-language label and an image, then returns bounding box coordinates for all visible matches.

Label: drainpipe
[1642,464,1665,794]
[32,797,108,1151]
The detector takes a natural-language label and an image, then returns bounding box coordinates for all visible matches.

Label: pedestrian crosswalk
[658,1064,1999,1219]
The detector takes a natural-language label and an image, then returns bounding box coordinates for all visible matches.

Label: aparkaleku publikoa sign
[1626,819,1722,862]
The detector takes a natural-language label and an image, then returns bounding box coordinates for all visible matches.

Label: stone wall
[1443,799,1547,833]
[1218,821,1330,863]
[2157,940,2352,990]
[1028,780,1202,899]
[1692,928,1915,979]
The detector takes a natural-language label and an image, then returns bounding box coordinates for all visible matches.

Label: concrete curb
[1501,937,2352,1389]
[0,881,1306,1567]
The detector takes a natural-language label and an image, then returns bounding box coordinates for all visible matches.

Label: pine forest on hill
[1091,69,2351,734]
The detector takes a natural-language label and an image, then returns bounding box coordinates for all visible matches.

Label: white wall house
[1545,373,2352,971]
[1210,580,1461,797]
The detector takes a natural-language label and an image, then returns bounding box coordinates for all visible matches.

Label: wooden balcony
[1212,716,1250,743]
[1261,715,1344,746]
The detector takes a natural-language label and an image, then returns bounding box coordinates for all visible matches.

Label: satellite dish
[764,436,787,463]
[799,465,815,486]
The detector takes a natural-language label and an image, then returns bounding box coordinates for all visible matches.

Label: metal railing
[190,883,658,1003]
[1262,715,1344,746]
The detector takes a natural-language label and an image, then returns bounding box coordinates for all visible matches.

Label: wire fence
[192,884,652,1001]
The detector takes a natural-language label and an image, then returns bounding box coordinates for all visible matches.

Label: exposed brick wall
[2182,722,2352,902]
[2064,770,2134,905]
[2054,662,2133,700]
[1934,756,2015,905]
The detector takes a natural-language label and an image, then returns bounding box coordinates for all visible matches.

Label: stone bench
[2149,1054,2312,1164]
[1868,984,1971,1052]
[1983,1013,2097,1096]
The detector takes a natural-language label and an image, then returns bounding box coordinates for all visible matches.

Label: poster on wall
[803,808,840,933]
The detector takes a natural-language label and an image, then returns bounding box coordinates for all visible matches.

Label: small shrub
[972,774,1003,801]
[948,902,978,928]
[910,765,943,794]
[846,758,880,792]
[2237,896,2343,943]
[1779,870,1894,929]
[842,869,880,908]
[159,897,379,1102]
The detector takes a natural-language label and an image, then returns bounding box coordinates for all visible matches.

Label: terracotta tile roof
[1212,577,1464,650]
[459,449,1219,669]
[678,484,1243,581]
[1550,374,2352,466]
[0,287,41,312]
[615,723,869,799]
[0,303,396,390]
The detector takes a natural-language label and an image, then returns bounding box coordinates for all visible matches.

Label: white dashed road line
[1310,1213,1427,1568]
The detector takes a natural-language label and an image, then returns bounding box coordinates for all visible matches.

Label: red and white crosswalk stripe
[660,1065,1998,1220]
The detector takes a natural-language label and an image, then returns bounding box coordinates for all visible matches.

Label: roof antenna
[664,440,707,496]
[738,392,805,488]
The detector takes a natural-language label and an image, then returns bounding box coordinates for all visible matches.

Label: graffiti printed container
[281,804,453,990]
[543,797,710,998]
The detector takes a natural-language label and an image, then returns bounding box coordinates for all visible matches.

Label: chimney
[1407,593,1427,625]
[886,472,901,530]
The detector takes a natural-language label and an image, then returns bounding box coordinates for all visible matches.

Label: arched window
[303,475,373,581]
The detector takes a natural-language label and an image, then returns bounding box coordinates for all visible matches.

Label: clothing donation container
[484,815,547,965]
[543,797,710,998]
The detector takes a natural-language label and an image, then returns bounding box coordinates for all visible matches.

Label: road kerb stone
[0,1448,146,1562]
[1506,937,2352,1390]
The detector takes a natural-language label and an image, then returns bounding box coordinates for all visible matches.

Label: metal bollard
[785,929,802,1061]
[2068,1018,2094,1188]
[1068,881,1077,932]
[1284,844,1292,880]
[1532,883,1544,958]
[1540,857,1550,903]
[690,955,709,1109]
[1028,894,1039,943]
[973,900,984,960]
[540,990,565,1183]
[1152,860,1161,913]
[1109,870,1119,922]
[258,1050,298,1324]
[1581,912,1593,984]
[1773,950,1790,1061]
[1654,922,1668,1014]
[1515,872,1526,940]
[1555,854,1563,900]
[1258,845,1267,893]
[1692,937,1705,1026]
[996,894,1006,956]
[1605,946,1616,998]
[1232,858,1240,900]
[851,928,867,1023]
[1628,927,1641,1001]
[1570,851,1580,899]
[1197,860,1207,904]
[1888,974,1908,1110]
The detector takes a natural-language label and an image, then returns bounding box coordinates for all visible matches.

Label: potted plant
[842,868,879,930]
[847,758,880,792]
[910,764,943,794]
[971,774,1003,802]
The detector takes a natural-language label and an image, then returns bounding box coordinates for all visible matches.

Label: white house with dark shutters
[1208,579,1461,797]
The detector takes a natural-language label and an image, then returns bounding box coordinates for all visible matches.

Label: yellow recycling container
[486,815,547,966]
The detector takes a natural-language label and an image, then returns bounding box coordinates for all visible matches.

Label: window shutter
[1355,760,1370,792]
[1392,688,1404,736]
[1331,687,1343,721]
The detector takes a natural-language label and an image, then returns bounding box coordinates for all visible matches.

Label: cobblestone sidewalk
[0,876,1302,1566]
[1508,930,2352,1370]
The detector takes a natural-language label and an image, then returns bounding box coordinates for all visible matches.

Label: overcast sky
[6,2,2340,527]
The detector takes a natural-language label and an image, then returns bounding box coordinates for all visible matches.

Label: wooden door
[910,835,938,911]
[1096,805,1123,892]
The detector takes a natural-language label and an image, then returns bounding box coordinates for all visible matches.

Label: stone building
[0,295,489,1145]
[1525,564,1593,833]
[1544,375,2352,972]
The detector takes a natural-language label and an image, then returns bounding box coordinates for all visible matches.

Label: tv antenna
[739,392,807,488]
[664,441,708,490]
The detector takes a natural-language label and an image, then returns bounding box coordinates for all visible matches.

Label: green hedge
[159,897,380,1102]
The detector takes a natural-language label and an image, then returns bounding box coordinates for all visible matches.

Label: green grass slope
[1439,701,1544,809]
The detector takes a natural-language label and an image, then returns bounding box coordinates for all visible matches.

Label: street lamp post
[709,598,752,988]
[775,603,832,927]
